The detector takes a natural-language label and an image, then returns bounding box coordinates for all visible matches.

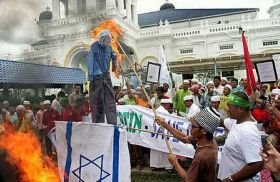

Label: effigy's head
[98,29,111,47]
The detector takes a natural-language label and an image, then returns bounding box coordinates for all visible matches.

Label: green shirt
[174,89,191,113]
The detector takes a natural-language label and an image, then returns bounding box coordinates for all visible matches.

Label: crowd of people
[1,75,280,181]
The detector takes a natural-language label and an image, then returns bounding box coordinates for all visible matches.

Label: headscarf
[228,93,250,108]
[98,29,111,47]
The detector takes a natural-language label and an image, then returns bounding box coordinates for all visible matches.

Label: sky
[0,0,273,57]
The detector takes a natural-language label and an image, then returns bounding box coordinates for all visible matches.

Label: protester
[2,101,10,117]
[231,78,243,93]
[218,92,263,182]
[150,99,174,173]
[156,107,220,182]
[183,95,200,119]
[200,81,218,109]
[59,97,82,122]
[219,84,232,115]
[190,84,201,108]
[213,76,224,95]
[8,106,17,125]
[259,142,280,178]
[42,100,60,157]
[15,105,32,133]
[150,86,166,109]
[210,96,228,120]
[87,29,117,125]
[69,84,82,107]
[174,80,191,113]
[23,100,36,127]
[35,102,45,143]
[221,77,228,87]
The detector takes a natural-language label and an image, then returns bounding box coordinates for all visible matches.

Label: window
[263,41,278,46]
[180,49,193,54]
[219,44,233,50]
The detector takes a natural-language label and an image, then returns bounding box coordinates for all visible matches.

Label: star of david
[72,154,110,182]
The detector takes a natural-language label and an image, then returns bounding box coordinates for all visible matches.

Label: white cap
[43,100,51,105]
[198,82,202,85]
[207,81,214,86]
[183,80,190,84]
[144,85,151,88]
[161,99,172,104]
[118,98,125,103]
[224,84,232,90]
[221,77,228,82]
[191,78,198,83]
[136,87,141,90]
[211,96,220,102]
[122,86,127,90]
[23,101,30,105]
[272,89,280,95]
[183,95,193,101]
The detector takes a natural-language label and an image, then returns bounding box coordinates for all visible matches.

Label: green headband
[228,94,250,108]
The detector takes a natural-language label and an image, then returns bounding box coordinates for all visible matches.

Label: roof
[39,7,52,21]
[0,60,86,86]
[138,8,259,28]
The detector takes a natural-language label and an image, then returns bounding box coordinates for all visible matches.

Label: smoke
[0,0,50,44]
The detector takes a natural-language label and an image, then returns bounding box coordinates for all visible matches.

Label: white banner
[117,105,196,158]
[117,105,225,162]
[55,122,130,182]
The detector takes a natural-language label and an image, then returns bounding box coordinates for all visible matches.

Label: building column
[118,0,124,12]
[68,0,77,16]
[86,0,96,11]
[132,0,138,25]
[106,0,115,9]
[52,0,60,19]
[126,0,131,20]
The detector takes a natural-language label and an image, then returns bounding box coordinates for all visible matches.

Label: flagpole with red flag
[241,30,257,96]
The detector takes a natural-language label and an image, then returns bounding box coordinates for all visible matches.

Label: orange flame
[0,131,60,182]
[90,20,124,77]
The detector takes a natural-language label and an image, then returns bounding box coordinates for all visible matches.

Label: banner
[55,122,130,182]
[117,105,196,158]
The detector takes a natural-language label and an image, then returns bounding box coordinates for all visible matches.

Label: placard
[146,62,161,83]
[255,60,278,83]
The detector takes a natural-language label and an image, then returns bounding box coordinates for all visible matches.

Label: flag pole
[95,15,173,154]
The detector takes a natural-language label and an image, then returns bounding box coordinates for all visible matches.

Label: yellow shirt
[219,95,229,114]
[15,115,32,133]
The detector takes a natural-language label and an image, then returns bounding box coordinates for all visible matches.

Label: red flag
[242,31,257,96]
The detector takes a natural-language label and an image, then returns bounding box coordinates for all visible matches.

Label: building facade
[15,0,280,83]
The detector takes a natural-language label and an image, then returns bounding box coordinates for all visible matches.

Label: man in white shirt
[218,92,263,182]
[150,98,174,172]
[210,96,228,120]
[213,76,224,95]
[183,95,200,119]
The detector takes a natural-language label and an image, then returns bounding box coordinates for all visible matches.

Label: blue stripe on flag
[64,122,73,182]
[112,126,120,182]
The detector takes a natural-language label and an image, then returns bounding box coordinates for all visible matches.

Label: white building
[17,0,280,83]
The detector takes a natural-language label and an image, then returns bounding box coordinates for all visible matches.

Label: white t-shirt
[186,103,200,119]
[218,119,262,182]
[214,85,224,95]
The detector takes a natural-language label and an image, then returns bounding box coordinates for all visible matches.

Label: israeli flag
[55,122,131,182]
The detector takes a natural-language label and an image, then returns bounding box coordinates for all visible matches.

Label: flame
[0,131,60,182]
[90,20,124,77]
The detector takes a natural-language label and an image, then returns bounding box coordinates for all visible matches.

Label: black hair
[156,86,165,93]
[73,84,81,88]
[57,91,66,98]
[231,78,238,83]
[232,91,250,111]
[205,131,214,140]
[214,76,221,81]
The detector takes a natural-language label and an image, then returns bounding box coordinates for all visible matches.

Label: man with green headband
[218,92,263,182]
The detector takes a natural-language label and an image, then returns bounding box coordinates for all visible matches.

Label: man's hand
[155,116,166,127]
[259,142,280,173]
[168,154,178,166]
